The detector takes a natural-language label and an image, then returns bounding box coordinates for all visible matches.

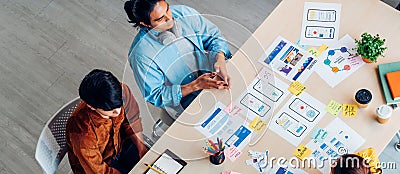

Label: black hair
[79,69,122,111]
[331,154,370,174]
[124,0,165,27]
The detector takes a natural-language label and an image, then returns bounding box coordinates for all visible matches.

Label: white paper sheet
[228,68,292,146]
[235,75,290,121]
[306,118,365,173]
[300,2,342,46]
[194,102,252,150]
[146,153,183,174]
[314,35,365,87]
[258,36,318,83]
[269,92,326,146]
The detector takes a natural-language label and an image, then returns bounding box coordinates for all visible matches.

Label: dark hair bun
[124,0,161,27]
[124,0,137,23]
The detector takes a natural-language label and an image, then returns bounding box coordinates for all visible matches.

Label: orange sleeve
[69,132,121,174]
[121,83,143,133]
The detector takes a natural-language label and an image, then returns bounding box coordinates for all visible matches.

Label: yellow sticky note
[249,116,267,133]
[342,104,358,118]
[316,44,328,57]
[288,81,306,96]
[294,144,312,160]
[325,100,342,116]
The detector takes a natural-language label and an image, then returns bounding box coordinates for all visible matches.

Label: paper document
[235,68,291,145]
[234,74,290,121]
[269,92,326,146]
[146,149,186,174]
[194,102,252,150]
[300,2,342,46]
[258,36,318,83]
[315,35,365,87]
[306,118,365,173]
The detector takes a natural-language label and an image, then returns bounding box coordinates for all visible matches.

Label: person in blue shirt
[124,0,232,117]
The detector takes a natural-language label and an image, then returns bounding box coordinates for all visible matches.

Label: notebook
[377,61,400,105]
[145,149,187,174]
[386,70,400,100]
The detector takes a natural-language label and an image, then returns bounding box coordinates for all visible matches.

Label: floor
[0,0,398,173]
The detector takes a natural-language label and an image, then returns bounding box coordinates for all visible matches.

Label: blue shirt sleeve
[182,6,232,60]
[129,54,183,107]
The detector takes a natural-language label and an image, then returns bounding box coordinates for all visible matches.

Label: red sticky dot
[300,106,304,109]
[313,31,317,34]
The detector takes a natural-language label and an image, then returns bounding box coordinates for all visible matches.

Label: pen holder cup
[209,151,225,165]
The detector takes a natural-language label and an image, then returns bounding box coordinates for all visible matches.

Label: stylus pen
[144,163,164,174]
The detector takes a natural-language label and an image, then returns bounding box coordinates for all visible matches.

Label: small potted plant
[355,32,387,63]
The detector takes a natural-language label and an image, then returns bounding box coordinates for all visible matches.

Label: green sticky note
[325,100,342,116]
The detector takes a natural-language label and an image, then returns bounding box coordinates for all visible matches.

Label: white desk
[131,0,400,173]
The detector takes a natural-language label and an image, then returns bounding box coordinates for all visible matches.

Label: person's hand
[194,72,229,90]
[181,72,228,98]
[214,52,230,87]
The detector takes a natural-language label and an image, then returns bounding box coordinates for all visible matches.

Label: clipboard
[145,149,187,174]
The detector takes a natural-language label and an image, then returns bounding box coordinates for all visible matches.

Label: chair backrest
[35,97,81,174]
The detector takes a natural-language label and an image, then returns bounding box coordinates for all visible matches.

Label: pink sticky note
[221,172,241,174]
[230,172,241,174]
[225,146,242,162]
[224,103,243,117]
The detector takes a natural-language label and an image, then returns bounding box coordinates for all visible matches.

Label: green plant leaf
[355,32,386,62]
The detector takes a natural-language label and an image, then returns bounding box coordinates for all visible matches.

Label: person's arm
[214,52,230,86]
[69,132,121,174]
[184,6,232,85]
[189,8,231,58]
[130,54,183,107]
[121,83,147,158]
[181,72,228,97]
[121,118,147,158]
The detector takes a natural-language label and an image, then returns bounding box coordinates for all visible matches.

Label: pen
[144,163,163,174]
[208,139,219,152]
[217,137,221,150]
[218,138,224,150]
[208,143,216,151]
[204,150,216,156]
[207,146,218,154]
